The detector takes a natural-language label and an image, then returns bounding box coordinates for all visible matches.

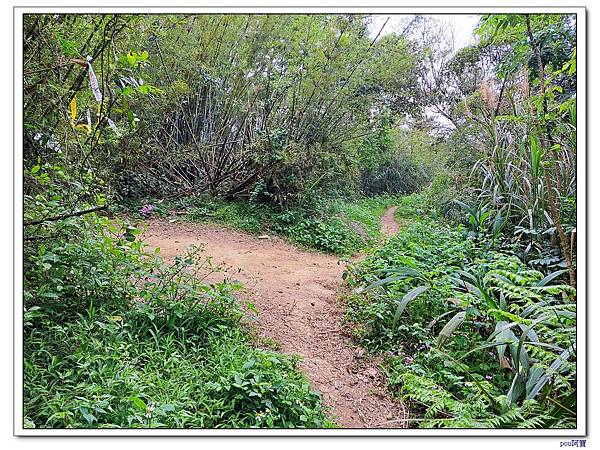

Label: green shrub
[343,193,576,428]
[24,169,334,429]
[25,286,333,428]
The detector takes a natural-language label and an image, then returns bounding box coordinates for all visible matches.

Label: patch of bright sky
[369,14,481,130]
[369,14,481,50]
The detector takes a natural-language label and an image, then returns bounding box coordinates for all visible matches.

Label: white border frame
[13,4,587,437]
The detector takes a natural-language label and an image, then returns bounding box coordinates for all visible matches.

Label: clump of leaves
[24,176,334,429]
[343,194,576,428]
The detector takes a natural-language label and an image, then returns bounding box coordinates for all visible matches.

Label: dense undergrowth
[124,194,399,256]
[343,193,576,428]
[24,168,334,429]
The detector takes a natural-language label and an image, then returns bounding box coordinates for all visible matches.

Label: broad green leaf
[535,269,567,287]
[437,311,466,347]
[392,285,429,327]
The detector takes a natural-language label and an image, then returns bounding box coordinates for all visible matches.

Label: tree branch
[24,205,107,227]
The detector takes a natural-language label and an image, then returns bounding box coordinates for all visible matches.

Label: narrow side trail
[142,207,406,428]
[380,206,400,238]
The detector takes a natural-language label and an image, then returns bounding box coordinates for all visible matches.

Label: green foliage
[359,121,445,196]
[453,14,578,269]
[281,215,360,256]
[453,200,508,243]
[275,195,399,254]
[22,12,578,431]
[476,14,575,93]
[26,293,333,428]
[24,176,333,429]
[343,193,576,428]
[91,14,424,206]
[186,198,268,235]
[413,14,577,276]
[388,362,555,428]
[142,194,399,256]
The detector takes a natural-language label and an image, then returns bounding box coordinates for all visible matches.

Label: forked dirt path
[141,207,406,428]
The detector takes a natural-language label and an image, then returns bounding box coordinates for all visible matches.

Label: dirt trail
[141,207,406,428]
[380,206,400,238]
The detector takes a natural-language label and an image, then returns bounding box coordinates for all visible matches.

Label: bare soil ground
[141,207,406,428]
[380,206,400,237]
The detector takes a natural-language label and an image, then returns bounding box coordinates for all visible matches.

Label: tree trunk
[525,14,576,289]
